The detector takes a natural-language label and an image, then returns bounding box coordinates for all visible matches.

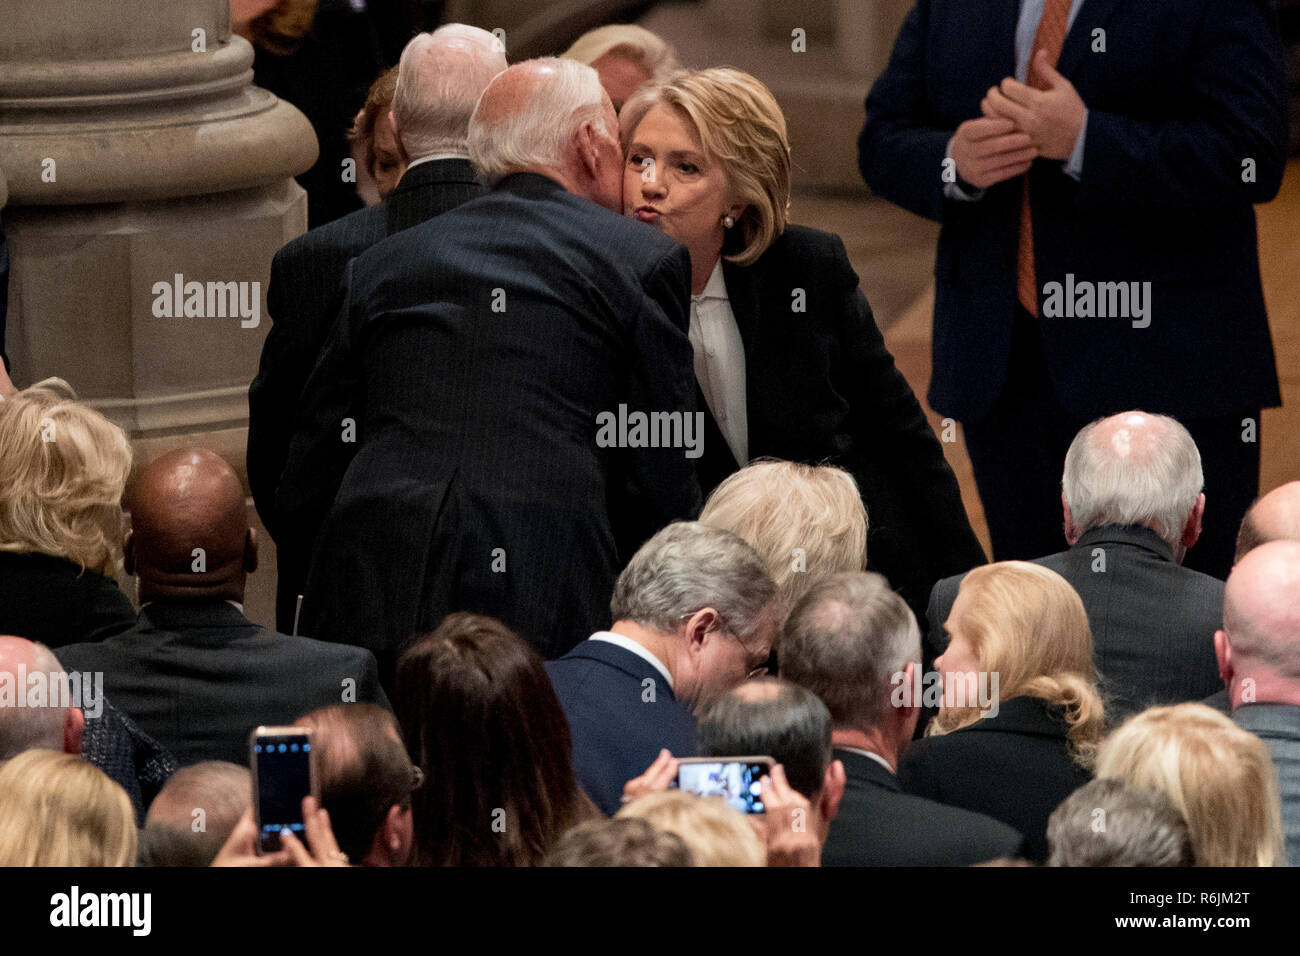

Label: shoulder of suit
[751,225,856,287]
[274,205,386,266]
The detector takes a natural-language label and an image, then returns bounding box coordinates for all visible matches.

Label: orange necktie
[1017,0,1073,317]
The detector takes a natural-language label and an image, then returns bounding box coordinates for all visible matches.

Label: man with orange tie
[858,0,1288,581]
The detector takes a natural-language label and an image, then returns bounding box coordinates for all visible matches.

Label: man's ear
[821,759,846,825]
[123,530,136,576]
[1182,492,1206,551]
[1214,628,1233,684]
[682,608,720,654]
[369,803,414,866]
[244,527,259,574]
[896,660,921,752]
[573,121,603,183]
[1062,491,1080,546]
[63,706,85,756]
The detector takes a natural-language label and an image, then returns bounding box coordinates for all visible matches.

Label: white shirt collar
[692,259,729,303]
[404,152,471,172]
[588,631,674,690]
[836,745,895,774]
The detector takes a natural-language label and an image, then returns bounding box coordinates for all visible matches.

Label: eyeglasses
[682,611,769,680]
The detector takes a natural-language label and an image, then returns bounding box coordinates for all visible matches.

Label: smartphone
[673,756,774,815]
[250,726,317,854]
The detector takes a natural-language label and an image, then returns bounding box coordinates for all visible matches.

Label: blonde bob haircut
[617,790,764,866]
[700,459,867,617]
[930,561,1106,767]
[0,386,132,576]
[1096,703,1287,867]
[0,750,137,866]
[562,24,681,79]
[620,67,792,266]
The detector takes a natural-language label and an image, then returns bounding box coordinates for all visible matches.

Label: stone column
[0,0,317,475]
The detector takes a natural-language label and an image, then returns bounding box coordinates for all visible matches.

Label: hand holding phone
[672,756,774,815]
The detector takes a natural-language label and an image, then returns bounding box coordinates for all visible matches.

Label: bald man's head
[127,449,256,604]
[0,636,83,761]
[1221,541,1300,687]
[1235,482,1300,564]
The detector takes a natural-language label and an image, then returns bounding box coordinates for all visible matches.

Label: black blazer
[546,638,699,817]
[859,0,1286,423]
[898,695,1092,862]
[284,173,701,666]
[700,225,985,620]
[56,601,389,767]
[248,159,483,631]
[927,524,1224,720]
[0,552,136,649]
[823,748,1025,866]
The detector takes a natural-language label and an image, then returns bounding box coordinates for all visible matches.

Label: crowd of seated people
[0,21,1296,869]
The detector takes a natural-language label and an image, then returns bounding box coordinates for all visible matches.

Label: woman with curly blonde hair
[899,561,1105,861]
[0,386,135,647]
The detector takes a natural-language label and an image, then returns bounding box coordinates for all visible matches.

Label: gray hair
[392,24,507,160]
[469,57,610,186]
[561,24,681,79]
[142,761,252,866]
[610,521,775,644]
[780,572,921,730]
[0,641,70,761]
[698,678,832,800]
[1062,411,1203,550]
[1047,777,1195,867]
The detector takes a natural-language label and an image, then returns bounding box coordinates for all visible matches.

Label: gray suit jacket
[1233,704,1300,866]
[927,525,1223,721]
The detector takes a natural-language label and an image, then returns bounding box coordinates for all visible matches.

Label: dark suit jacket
[0,552,137,649]
[899,695,1092,862]
[546,638,699,816]
[285,173,701,665]
[1233,704,1300,866]
[859,0,1286,423]
[56,601,389,767]
[248,159,483,631]
[927,524,1223,720]
[823,748,1025,866]
[699,226,985,621]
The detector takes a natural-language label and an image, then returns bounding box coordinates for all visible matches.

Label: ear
[897,660,921,746]
[1181,492,1206,551]
[573,120,603,184]
[63,706,85,756]
[821,759,846,825]
[388,803,414,866]
[244,527,259,574]
[123,530,136,576]
[1214,628,1232,685]
[387,108,400,143]
[682,607,720,655]
[1062,491,1080,546]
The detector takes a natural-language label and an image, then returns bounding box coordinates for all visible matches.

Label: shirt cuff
[944,135,985,201]
[1064,109,1088,181]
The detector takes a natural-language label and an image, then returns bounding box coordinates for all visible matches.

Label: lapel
[993,0,1022,79]
[720,255,766,453]
[1057,0,1125,78]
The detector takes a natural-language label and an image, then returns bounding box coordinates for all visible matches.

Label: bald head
[127,449,255,603]
[0,636,82,760]
[468,58,622,208]
[1062,411,1204,554]
[1222,541,1300,685]
[1236,482,1300,563]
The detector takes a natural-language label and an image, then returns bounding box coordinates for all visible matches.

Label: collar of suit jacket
[835,747,901,791]
[955,694,1074,740]
[138,599,257,631]
[394,156,478,193]
[1233,703,1300,741]
[561,638,681,700]
[491,171,571,201]
[1073,523,1174,561]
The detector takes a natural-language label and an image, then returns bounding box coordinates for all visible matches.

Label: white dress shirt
[690,260,748,465]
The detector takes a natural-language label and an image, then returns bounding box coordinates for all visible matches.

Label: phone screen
[253,731,313,852]
[674,761,767,814]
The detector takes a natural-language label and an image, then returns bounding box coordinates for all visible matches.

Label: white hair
[392,24,507,160]
[562,24,681,79]
[468,57,610,186]
[0,642,70,761]
[1062,411,1203,550]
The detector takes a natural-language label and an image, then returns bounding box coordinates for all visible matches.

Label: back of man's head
[1221,540,1300,692]
[544,816,694,867]
[295,703,417,866]
[128,448,254,604]
[1047,777,1194,867]
[468,57,619,205]
[0,637,81,761]
[1062,411,1202,552]
[699,678,832,802]
[141,761,250,866]
[780,572,920,736]
[1235,481,1300,563]
[391,24,507,160]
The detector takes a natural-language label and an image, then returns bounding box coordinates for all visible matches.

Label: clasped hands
[948,49,1086,190]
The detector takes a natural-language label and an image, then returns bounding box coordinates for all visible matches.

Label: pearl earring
[722,215,735,228]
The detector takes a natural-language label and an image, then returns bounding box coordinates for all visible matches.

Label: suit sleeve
[858,0,952,222]
[1079,0,1287,208]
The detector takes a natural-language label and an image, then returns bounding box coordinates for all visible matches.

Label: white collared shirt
[690,260,748,466]
[404,151,471,172]
[836,745,896,775]
[588,631,674,691]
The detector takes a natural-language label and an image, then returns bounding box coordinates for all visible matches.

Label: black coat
[0,552,136,649]
[898,695,1093,862]
[823,748,1025,866]
[57,601,388,767]
[700,226,985,620]
[928,524,1224,721]
[859,0,1286,424]
[287,173,701,665]
[248,159,483,630]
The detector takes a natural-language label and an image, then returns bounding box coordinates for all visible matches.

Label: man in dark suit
[859,0,1289,580]
[781,572,1025,866]
[547,522,780,816]
[58,449,387,767]
[928,412,1224,720]
[1216,541,1300,867]
[289,59,702,679]
[249,25,506,632]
